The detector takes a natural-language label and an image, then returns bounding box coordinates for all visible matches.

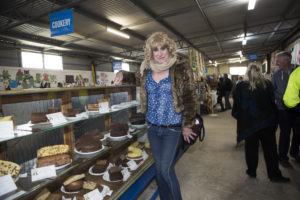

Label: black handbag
[186,113,205,145]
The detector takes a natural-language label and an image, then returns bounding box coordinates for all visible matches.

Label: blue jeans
[147,124,182,200]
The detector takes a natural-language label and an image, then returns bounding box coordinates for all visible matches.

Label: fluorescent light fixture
[242,38,247,45]
[107,27,130,39]
[209,60,212,63]
[248,0,256,10]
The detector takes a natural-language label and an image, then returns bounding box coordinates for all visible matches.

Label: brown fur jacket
[122,59,196,128]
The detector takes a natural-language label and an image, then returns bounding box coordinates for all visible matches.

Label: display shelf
[0,85,141,199]
[4,128,148,200]
[0,102,140,144]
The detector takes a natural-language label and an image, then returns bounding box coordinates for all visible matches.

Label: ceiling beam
[121,0,239,29]
[0,30,142,61]
[0,0,36,15]
[194,0,223,53]
[186,16,300,40]
[127,0,211,60]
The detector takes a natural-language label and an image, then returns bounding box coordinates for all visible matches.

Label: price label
[31,165,56,182]
[84,188,103,200]
[127,160,138,171]
[101,185,113,197]
[121,168,130,181]
[142,151,148,160]
[0,121,14,139]
[98,102,110,113]
[0,175,17,196]
[46,112,67,126]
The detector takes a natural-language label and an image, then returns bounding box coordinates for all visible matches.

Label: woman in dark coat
[232,64,289,183]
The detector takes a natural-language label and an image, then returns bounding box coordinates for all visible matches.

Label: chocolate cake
[37,153,71,168]
[110,123,129,137]
[75,135,102,152]
[63,108,82,117]
[85,129,104,140]
[129,113,146,125]
[47,107,60,113]
[109,166,123,181]
[92,160,108,173]
[31,112,48,124]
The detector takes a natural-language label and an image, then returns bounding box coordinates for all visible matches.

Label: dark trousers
[216,95,225,110]
[225,91,231,109]
[278,110,300,160]
[245,126,282,179]
[147,125,182,200]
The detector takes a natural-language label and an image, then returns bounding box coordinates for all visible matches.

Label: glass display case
[0,86,153,200]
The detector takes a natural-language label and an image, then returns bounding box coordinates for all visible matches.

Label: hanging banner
[50,9,73,37]
[112,61,122,71]
[248,53,258,61]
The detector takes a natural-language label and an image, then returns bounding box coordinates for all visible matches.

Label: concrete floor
[138,109,300,200]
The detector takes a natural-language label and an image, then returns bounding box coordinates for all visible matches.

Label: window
[21,52,43,69]
[230,67,247,75]
[21,51,63,70]
[44,54,63,70]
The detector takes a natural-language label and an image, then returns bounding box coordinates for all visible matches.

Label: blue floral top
[145,70,182,125]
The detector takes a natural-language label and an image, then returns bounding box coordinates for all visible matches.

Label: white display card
[46,112,68,126]
[101,185,113,197]
[0,121,14,139]
[142,151,149,160]
[121,168,130,181]
[83,189,103,200]
[98,102,110,113]
[31,165,56,182]
[0,175,17,196]
[127,160,138,171]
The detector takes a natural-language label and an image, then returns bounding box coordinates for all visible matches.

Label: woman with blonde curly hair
[114,32,197,199]
[232,64,289,183]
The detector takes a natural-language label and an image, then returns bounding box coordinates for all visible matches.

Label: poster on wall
[96,72,115,86]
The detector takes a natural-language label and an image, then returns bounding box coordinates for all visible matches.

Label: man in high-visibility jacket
[283,66,300,163]
[283,66,300,110]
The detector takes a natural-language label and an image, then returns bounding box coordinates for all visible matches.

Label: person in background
[271,51,298,168]
[283,66,300,163]
[114,32,197,200]
[236,76,243,84]
[232,64,290,183]
[223,73,232,110]
[214,77,225,111]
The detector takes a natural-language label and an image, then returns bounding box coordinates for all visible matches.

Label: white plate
[100,134,107,141]
[65,116,83,121]
[107,132,130,141]
[126,156,143,161]
[130,123,146,129]
[74,145,104,155]
[60,185,80,194]
[88,165,106,176]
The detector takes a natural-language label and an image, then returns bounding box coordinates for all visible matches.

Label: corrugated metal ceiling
[0,0,299,65]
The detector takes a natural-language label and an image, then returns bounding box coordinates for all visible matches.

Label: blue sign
[205,68,208,73]
[113,61,122,71]
[248,53,258,61]
[50,9,73,37]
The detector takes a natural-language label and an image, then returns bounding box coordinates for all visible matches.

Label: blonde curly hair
[144,32,177,63]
